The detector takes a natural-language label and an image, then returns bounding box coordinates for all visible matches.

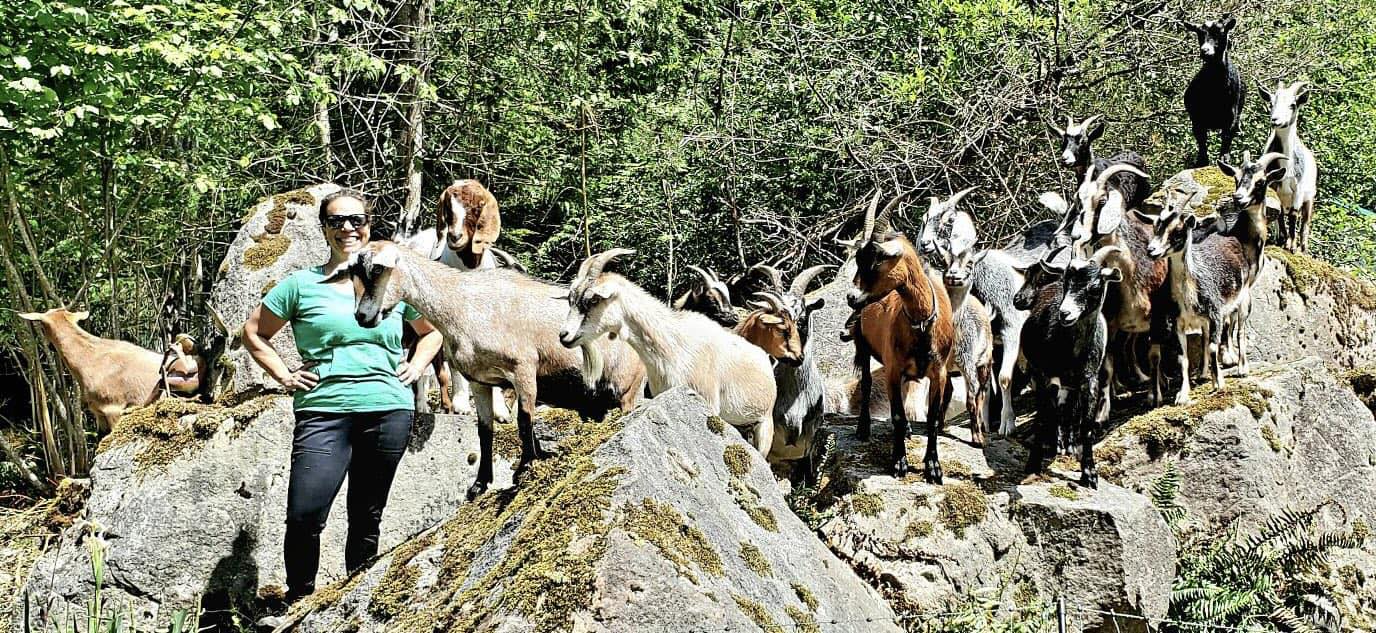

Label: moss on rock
[938,482,987,537]
[368,533,435,620]
[1118,381,1272,459]
[244,234,291,270]
[784,605,821,633]
[724,444,753,478]
[792,582,819,611]
[904,519,934,540]
[733,594,784,633]
[940,459,972,479]
[849,492,885,518]
[728,478,779,532]
[98,395,283,474]
[739,542,772,577]
[707,416,726,435]
[1048,484,1079,501]
[623,497,724,583]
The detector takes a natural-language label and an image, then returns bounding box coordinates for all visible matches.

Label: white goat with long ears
[327,241,646,499]
[557,249,778,455]
[1259,80,1318,253]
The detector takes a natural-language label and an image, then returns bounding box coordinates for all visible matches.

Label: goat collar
[899,274,940,334]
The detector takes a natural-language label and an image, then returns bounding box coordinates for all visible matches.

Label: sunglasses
[324,214,370,230]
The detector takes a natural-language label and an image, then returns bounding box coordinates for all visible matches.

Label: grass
[938,482,988,538]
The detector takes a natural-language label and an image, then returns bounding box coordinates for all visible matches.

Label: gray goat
[1260,80,1318,253]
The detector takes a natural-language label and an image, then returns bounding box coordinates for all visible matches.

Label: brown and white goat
[20,309,204,432]
[327,241,646,499]
[557,249,778,455]
[846,191,956,482]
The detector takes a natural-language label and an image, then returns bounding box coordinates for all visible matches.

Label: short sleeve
[401,301,422,323]
[261,274,300,321]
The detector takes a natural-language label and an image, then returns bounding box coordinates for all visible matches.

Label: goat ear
[1197,214,1222,233]
[1216,160,1238,181]
[1179,19,1202,34]
[1099,267,1123,283]
[1096,194,1125,236]
[591,286,616,301]
[372,244,400,269]
[1086,118,1106,142]
[807,296,826,312]
[1265,162,1289,183]
[877,239,904,259]
[1183,213,1199,229]
[1257,81,1275,105]
[70,310,89,322]
[1048,121,1065,137]
[1038,191,1068,214]
[436,185,452,235]
[1131,208,1156,224]
[1221,14,1236,30]
[18,312,43,321]
[1294,82,1310,106]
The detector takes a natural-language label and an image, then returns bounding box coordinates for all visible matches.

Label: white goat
[557,249,778,455]
[1259,80,1318,253]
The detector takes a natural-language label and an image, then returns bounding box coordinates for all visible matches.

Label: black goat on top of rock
[1182,14,1245,167]
[1050,115,1151,211]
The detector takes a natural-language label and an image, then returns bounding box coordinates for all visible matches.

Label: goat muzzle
[846,289,870,310]
[558,330,579,348]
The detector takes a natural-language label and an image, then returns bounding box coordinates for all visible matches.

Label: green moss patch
[1118,381,1272,459]
[728,472,778,532]
[368,532,435,620]
[623,497,723,583]
[1260,424,1285,453]
[1048,484,1079,501]
[265,189,314,233]
[938,483,987,537]
[724,444,753,477]
[849,492,884,518]
[733,595,784,633]
[739,542,772,577]
[905,519,933,540]
[98,395,282,474]
[243,234,291,270]
[1269,246,1376,346]
[784,605,821,633]
[940,459,972,479]
[707,416,726,435]
[791,583,818,611]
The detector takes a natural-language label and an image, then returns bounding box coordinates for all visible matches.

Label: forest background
[2,0,1375,486]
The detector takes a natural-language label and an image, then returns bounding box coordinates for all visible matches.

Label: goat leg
[855,340,874,441]
[512,375,548,483]
[1079,377,1100,489]
[433,354,453,414]
[923,369,946,484]
[467,386,497,500]
[887,375,910,478]
[1023,381,1054,477]
[1191,123,1210,168]
[1300,198,1314,254]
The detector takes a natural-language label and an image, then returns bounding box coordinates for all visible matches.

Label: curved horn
[1256,152,1289,170]
[789,265,834,297]
[751,263,784,291]
[1077,114,1102,134]
[578,248,637,288]
[1242,150,1253,165]
[751,291,788,315]
[686,265,714,287]
[873,189,915,236]
[861,189,881,240]
[1094,164,1149,192]
[944,186,976,212]
[1090,245,1126,265]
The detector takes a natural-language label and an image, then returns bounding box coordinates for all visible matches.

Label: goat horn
[749,263,784,291]
[1079,114,1102,133]
[578,248,637,289]
[1257,152,1289,170]
[752,291,788,315]
[1094,164,1149,192]
[873,189,915,236]
[790,265,834,297]
[1091,245,1126,266]
[686,265,714,286]
[861,188,882,240]
[945,186,976,210]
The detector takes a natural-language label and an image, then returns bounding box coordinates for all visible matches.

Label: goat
[1049,115,1151,210]
[557,249,777,455]
[20,309,203,432]
[1217,151,1289,375]
[1182,14,1245,167]
[671,265,740,327]
[846,190,956,482]
[1137,202,1248,404]
[727,263,782,308]
[326,241,646,499]
[1259,80,1318,253]
[917,189,995,445]
[1012,245,1124,488]
[733,266,831,484]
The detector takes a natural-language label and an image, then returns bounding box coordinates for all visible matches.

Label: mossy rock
[723,444,753,477]
[98,395,283,474]
[243,234,292,270]
[1115,380,1272,460]
[732,594,784,633]
[739,542,773,577]
[938,482,987,537]
[849,491,885,518]
[623,497,724,583]
[791,583,819,611]
[1048,484,1079,501]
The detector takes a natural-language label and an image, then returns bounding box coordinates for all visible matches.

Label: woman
[242,189,443,602]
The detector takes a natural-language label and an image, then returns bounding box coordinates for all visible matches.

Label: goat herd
[20,15,1322,502]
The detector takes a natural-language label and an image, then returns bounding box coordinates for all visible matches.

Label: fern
[1149,463,1187,529]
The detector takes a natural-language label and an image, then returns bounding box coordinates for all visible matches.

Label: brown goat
[436,179,500,269]
[20,309,178,432]
[845,191,956,483]
[734,293,803,366]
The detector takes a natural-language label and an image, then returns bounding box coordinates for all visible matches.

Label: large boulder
[16,398,505,631]
[815,421,1174,632]
[283,388,900,633]
[1247,248,1376,369]
[210,185,336,398]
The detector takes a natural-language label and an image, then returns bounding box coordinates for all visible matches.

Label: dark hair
[318,188,370,226]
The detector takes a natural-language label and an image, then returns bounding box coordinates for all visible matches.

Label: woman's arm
[242,305,319,391]
[398,317,443,386]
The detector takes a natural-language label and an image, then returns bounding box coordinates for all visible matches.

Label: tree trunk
[394,0,432,237]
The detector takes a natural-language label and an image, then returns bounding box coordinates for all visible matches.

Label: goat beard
[579,342,605,391]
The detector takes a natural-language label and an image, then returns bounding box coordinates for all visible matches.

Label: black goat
[1182,15,1245,167]
[672,265,740,327]
[1050,115,1151,211]
[1013,245,1123,488]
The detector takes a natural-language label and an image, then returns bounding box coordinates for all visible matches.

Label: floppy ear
[1183,213,1199,229]
[1096,193,1125,236]
[435,185,453,238]
[18,312,43,321]
[878,240,904,259]
[591,285,616,301]
[468,182,501,247]
[1038,191,1069,215]
[372,244,400,268]
[1265,160,1289,183]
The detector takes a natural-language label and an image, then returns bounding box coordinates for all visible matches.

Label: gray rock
[286,387,900,633]
[17,400,505,631]
[210,185,337,398]
[817,421,1174,632]
[1246,254,1376,369]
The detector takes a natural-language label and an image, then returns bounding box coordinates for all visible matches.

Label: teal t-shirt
[261,267,422,413]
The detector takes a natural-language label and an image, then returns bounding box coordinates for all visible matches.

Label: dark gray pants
[284,409,412,600]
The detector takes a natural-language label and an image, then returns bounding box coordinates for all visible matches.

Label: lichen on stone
[784,605,821,633]
[849,491,884,518]
[728,477,779,532]
[623,497,724,583]
[904,519,933,540]
[243,234,291,270]
[368,532,435,620]
[724,444,753,478]
[739,542,772,577]
[938,482,987,537]
[791,582,818,611]
[1117,381,1272,459]
[1260,424,1285,453]
[1048,484,1079,501]
[733,594,784,633]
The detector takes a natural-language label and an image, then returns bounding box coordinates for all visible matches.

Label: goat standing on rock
[557,249,778,455]
[844,190,955,482]
[1051,115,1151,210]
[1259,80,1318,253]
[1183,15,1245,167]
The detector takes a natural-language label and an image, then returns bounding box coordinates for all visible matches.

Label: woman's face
[322,196,370,258]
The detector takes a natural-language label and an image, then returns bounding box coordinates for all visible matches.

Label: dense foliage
[3,0,1376,479]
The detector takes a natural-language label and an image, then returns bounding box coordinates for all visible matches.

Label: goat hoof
[1079,470,1099,490]
[891,456,909,478]
[923,460,942,484]
[465,481,489,501]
